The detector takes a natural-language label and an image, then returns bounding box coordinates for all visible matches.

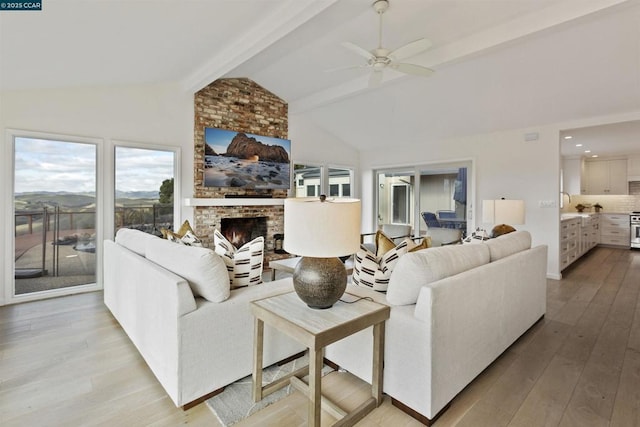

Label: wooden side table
[251,292,390,427]
[268,256,354,281]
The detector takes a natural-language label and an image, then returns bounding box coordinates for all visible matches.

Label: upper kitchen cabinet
[628,155,640,180]
[561,158,585,195]
[583,158,628,195]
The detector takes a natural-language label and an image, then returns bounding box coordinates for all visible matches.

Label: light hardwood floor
[1,246,639,426]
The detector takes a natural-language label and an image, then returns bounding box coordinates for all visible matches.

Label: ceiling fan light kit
[338,0,434,87]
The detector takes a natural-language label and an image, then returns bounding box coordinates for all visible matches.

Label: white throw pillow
[386,243,491,306]
[146,237,230,303]
[213,229,264,288]
[353,239,411,292]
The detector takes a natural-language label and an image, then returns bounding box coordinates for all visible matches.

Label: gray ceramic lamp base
[292,257,347,309]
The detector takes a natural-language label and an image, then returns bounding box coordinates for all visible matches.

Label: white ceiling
[2,0,640,154]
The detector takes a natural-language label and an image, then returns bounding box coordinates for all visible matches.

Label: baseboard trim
[391,398,449,426]
[182,387,224,410]
[277,350,306,366]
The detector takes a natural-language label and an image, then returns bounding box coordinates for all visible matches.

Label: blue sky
[204,127,291,156]
[14,138,174,194]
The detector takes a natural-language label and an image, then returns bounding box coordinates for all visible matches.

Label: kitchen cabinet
[583,158,628,195]
[560,217,580,270]
[561,214,601,271]
[561,158,585,196]
[628,155,640,180]
[600,213,630,247]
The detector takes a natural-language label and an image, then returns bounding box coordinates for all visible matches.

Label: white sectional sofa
[326,231,548,425]
[103,228,304,408]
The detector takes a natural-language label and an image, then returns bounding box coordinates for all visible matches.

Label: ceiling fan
[338,0,434,87]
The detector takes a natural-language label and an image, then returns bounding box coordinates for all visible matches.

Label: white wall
[0,83,194,305]
[289,115,359,170]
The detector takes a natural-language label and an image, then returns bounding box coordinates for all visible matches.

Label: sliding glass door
[13,137,98,296]
[375,161,472,239]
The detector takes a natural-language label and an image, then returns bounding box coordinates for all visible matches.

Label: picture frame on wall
[203,127,291,189]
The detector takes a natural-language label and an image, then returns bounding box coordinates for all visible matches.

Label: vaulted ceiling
[2,0,639,153]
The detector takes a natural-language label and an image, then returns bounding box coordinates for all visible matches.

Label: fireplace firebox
[221,216,268,248]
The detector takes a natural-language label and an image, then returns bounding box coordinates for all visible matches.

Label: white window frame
[4,129,104,305]
[111,140,181,239]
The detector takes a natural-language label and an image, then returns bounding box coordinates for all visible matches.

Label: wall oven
[632,213,640,249]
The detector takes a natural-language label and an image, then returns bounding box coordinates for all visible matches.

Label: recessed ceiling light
[564,135,573,139]
[575,143,583,147]
[592,154,599,158]
[585,150,591,153]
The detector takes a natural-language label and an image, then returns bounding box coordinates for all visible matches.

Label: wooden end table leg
[372,321,385,406]
[308,347,323,427]
[252,317,264,402]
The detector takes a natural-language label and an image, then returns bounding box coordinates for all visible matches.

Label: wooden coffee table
[268,256,354,281]
[251,291,390,427]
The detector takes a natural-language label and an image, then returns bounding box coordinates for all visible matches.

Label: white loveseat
[326,231,547,425]
[103,228,304,408]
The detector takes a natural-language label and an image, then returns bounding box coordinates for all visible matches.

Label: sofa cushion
[115,228,159,257]
[386,243,491,305]
[485,230,531,261]
[145,237,230,303]
[213,230,264,288]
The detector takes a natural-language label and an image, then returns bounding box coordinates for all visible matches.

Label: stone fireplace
[190,78,289,262]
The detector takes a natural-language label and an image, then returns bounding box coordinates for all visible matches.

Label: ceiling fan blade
[389,38,432,61]
[390,62,434,77]
[324,64,368,73]
[341,42,375,60]
[368,70,384,87]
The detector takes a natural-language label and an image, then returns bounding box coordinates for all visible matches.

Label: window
[114,146,177,236]
[392,184,410,223]
[328,167,353,197]
[293,164,354,198]
[293,164,322,197]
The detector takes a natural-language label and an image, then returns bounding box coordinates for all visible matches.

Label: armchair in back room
[421,212,442,228]
[420,212,462,246]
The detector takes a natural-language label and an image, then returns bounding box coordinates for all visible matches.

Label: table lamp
[284,196,361,309]
[482,198,525,237]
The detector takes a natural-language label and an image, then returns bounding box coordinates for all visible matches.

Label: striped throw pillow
[213,229,264,288]
[353,239,411,292]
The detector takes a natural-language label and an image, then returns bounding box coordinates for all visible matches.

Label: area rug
[206,353,333,426]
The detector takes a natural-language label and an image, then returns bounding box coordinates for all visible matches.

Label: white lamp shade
[482,199,525,225]
[284,197,361,257]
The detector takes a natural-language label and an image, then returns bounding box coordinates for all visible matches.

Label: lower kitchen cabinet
[600,213,630,247]
[560,218,580,270]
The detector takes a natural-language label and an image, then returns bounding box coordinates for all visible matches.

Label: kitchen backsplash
[561,194,640,213]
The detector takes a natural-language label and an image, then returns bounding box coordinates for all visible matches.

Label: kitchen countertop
[561,212,631,221]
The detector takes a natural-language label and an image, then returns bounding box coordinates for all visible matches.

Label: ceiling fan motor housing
[373,0,389,15]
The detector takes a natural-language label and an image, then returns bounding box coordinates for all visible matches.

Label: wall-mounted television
[203,127,291,189]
